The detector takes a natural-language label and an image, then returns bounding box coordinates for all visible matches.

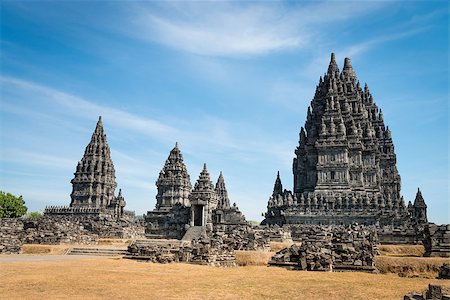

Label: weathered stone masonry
[0,216,144,254]
[269,225,378,272]
[263,54,427,229]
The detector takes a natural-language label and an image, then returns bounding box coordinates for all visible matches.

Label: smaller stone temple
[145,143,247,239]
[154,142,192,211]
[213,172,247,225]
[408,188,428,225]
[189,164,218,227]
[44,116,126,219]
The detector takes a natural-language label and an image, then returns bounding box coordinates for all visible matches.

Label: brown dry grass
[21,244,70,255]
[235,251,275,266]
[1,257,449,299]
[378,244,425,257]
[375,256,450,278]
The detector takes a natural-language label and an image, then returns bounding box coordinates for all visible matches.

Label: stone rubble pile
[269,225,378,272]
[189,233,236,267]
[127,232,236,267]
[404,284,450,300]
[287,224,333,242]
[438,263,450,280]
[331,226,378,271]
[270,243,332,271]
[214,225,271,251]
[423,224,450,258]
[128,242,183,263]
[256,225,293,243]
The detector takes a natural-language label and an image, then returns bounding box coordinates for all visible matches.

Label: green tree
[0,191,27,218]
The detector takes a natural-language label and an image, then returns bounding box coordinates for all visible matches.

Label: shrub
[0,191,27,218]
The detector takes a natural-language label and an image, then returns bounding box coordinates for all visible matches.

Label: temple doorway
[193,205,204,226]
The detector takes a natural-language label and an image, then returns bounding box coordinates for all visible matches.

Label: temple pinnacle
[343,57,352,70]
[327,52,339,77]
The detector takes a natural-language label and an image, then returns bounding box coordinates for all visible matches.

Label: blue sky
[0,1,448,223]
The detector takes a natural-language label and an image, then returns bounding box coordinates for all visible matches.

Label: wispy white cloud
[1,75,294,165]
[130,3,302,56]
[296,24,432,83]
[124,1,386,57]
[0,76,178,140]
[345,27,432,58]
[0,149,74,170]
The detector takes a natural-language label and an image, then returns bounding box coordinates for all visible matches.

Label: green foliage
[24,211,43,220]
[0,191,27,218]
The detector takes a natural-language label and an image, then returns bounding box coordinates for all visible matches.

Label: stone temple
[145,143,246,239]
[262,53,427,227]
[45,116,126,219]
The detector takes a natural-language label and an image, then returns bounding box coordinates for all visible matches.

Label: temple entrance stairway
[66,246,128,256]
[181,226,206,241]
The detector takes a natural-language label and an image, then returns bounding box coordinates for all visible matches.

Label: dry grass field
[375,256,449,278]
[378,244,425,257]
[1,242,449,299]
[1,257,449,300]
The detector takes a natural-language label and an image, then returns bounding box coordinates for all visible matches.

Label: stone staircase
[131,239,186,248]
[66,247,128,256]
[181,226,206,241]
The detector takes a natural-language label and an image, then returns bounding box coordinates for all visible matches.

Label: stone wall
[0,218,24,254]
[377,225,421,244]
[423,224,450,257]
[145,204,190,239]
[0,216,145,254]
[269,225,378,272]
[288,223,421,245]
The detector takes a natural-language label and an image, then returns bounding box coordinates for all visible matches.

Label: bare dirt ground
[1,256,449,300]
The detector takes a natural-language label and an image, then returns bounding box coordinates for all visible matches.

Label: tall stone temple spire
[215,172,230,209]
[263,53,426,226]
[189,164,218,226]
[155,142,192,210]
[293,52,401,201]
[70,116,124,215]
